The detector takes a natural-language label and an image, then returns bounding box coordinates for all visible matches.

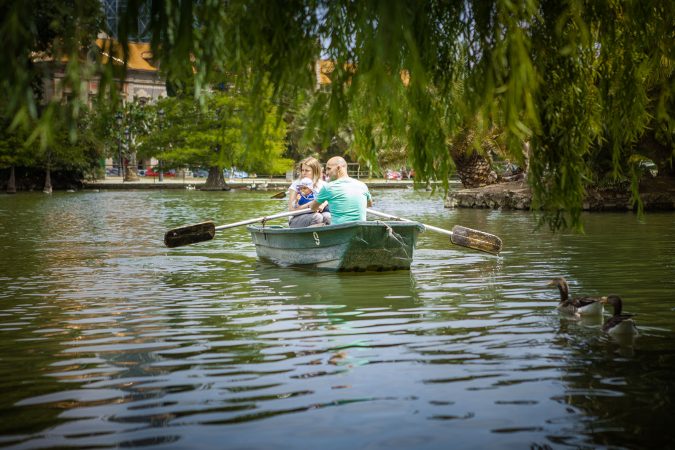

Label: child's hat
[297,177,314,191]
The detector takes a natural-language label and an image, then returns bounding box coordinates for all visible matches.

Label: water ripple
[0,191,673,449]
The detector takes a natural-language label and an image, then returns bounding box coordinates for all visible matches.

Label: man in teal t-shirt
[311,156,372,224]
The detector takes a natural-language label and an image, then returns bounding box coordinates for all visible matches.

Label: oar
[164,209,313,248]
[366,208,503,255]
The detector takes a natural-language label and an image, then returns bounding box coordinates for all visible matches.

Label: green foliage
[0,118,31,168]
[137,89,291,175]
[2,0,674,228]
[0,0,106,182]
[0,106,104,177]
[0,0,104,143]
[48,109,106,174]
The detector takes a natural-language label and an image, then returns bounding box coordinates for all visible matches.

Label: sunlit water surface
[0,189,673,449]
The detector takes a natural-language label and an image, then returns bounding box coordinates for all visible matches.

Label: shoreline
[82,176,429,190]
[445,178,675,211]
[27,176,675,212]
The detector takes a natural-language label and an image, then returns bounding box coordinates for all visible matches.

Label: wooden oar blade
[450,225,503,255]
[164,221,216,248]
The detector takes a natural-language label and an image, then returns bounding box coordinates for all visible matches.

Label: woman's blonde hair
[299,156,322,185]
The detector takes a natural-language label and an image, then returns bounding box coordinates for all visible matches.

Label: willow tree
[3,0,673,228]
[0,0,104,191]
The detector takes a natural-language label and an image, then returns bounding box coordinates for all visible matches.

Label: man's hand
[308,200,319,211]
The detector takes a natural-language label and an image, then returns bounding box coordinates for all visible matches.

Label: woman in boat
[287,157,331,227]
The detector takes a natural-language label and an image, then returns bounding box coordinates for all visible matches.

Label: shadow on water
[544,312,675,449]
[249,262,421,303]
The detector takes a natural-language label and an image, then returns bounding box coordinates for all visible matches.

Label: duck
[601,295,638,336]
[546,277,604,316]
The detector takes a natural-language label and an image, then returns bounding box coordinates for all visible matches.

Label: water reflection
[550,313,675,449]
[0,190,674,449]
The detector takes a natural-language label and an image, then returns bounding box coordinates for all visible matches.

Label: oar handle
[366,208,502,255]
[366,209,418,224]
[214,208,313,231]
[165,208,316,248]
[419,223,452,237]
[367,209,451,236]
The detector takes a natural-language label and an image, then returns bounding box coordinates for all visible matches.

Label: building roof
[96,39,158,72]
[317,60,334,85]
[31,39,159,73]
[316,60,409,87]
[96,38,159,72]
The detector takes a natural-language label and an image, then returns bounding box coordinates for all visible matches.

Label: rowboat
[164,209,501,261]
[247,221,425,271]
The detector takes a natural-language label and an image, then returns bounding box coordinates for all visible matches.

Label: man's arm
[313,185,329,212]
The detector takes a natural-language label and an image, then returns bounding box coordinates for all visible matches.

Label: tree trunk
[7,166,16,194]
[453,151,498,188]
[450,128,498,188]
[124,151,140,182]
[43,163,52,194]
[202,166,230,191]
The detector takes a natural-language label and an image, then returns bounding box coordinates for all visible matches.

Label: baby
[295,177,315,207]
[289,177,331,227]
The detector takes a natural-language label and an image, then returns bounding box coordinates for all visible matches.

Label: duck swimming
[601,295,638,336]
[546,277,604,316]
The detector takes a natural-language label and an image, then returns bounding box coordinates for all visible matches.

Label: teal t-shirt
[315,177,372,224]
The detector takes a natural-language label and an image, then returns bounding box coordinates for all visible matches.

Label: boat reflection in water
[248,221,425,271]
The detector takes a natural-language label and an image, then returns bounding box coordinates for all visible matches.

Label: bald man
[309,156,373,224]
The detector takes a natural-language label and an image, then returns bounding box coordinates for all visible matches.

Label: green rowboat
[247,221,425,271]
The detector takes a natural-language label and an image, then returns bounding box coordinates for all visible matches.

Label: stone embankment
[445,178,675,211]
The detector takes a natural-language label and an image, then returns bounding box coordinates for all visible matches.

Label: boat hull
[247,221,424,271]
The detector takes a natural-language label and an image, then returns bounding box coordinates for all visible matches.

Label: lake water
[0,188,673,449]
